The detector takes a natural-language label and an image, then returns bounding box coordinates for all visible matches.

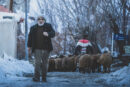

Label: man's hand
[43,32,48,37]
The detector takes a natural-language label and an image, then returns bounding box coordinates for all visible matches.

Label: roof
[0,5,9,12]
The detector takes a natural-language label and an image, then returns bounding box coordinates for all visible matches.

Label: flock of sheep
[48,52,112,73]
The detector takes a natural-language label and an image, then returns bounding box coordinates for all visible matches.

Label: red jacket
[77,39,92,47]
[75,39,93,55]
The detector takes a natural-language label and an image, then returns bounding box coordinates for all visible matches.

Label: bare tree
[33,0,129,55]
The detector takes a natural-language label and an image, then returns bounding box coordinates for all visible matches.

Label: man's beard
[38,22,44,26]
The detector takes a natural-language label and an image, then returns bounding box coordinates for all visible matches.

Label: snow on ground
[0,53,34,81]
[108,64,130,86]
[95,64,130,87]
[0,53,130,87]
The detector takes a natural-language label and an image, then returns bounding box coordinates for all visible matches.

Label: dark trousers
[34,49,50,79]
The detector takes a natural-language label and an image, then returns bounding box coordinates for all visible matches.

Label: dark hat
[37,15,45,21]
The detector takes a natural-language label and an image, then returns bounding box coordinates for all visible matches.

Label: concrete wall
[0,20,17,58]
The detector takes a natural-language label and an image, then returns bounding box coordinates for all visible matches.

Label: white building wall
[0,20,17,58]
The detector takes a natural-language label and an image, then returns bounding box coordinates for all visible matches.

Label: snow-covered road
[0,55,130,87]
[0,72,121,87]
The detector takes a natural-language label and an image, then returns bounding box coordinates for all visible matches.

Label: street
[0,72,119,87]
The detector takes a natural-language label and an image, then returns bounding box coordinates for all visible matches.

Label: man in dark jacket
[28,16,55,82]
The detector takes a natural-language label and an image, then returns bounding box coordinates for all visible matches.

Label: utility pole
[25,0,28,60]
[8,0,13,12]
[111,33,114,56]
[9,0,13,12]
[64,29,67,55]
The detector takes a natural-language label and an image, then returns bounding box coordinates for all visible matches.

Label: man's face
[38,17,45,24]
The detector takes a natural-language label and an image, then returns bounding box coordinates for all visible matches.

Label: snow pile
[0,54,34,79]
[96,64,130,86]
[108,64,130,86]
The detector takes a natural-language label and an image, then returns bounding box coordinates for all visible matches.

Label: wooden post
[9,0,13,12]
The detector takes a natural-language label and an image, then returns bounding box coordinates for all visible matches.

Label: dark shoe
[42,78,47,82]
[32,77,40,82]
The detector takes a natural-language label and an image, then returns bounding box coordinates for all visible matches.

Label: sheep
[97,52,112,73]
[62,56,77,72]
[48,58,55,72]
[79,54,91,73]
[90,54,101,73]
[54,58,63,71]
